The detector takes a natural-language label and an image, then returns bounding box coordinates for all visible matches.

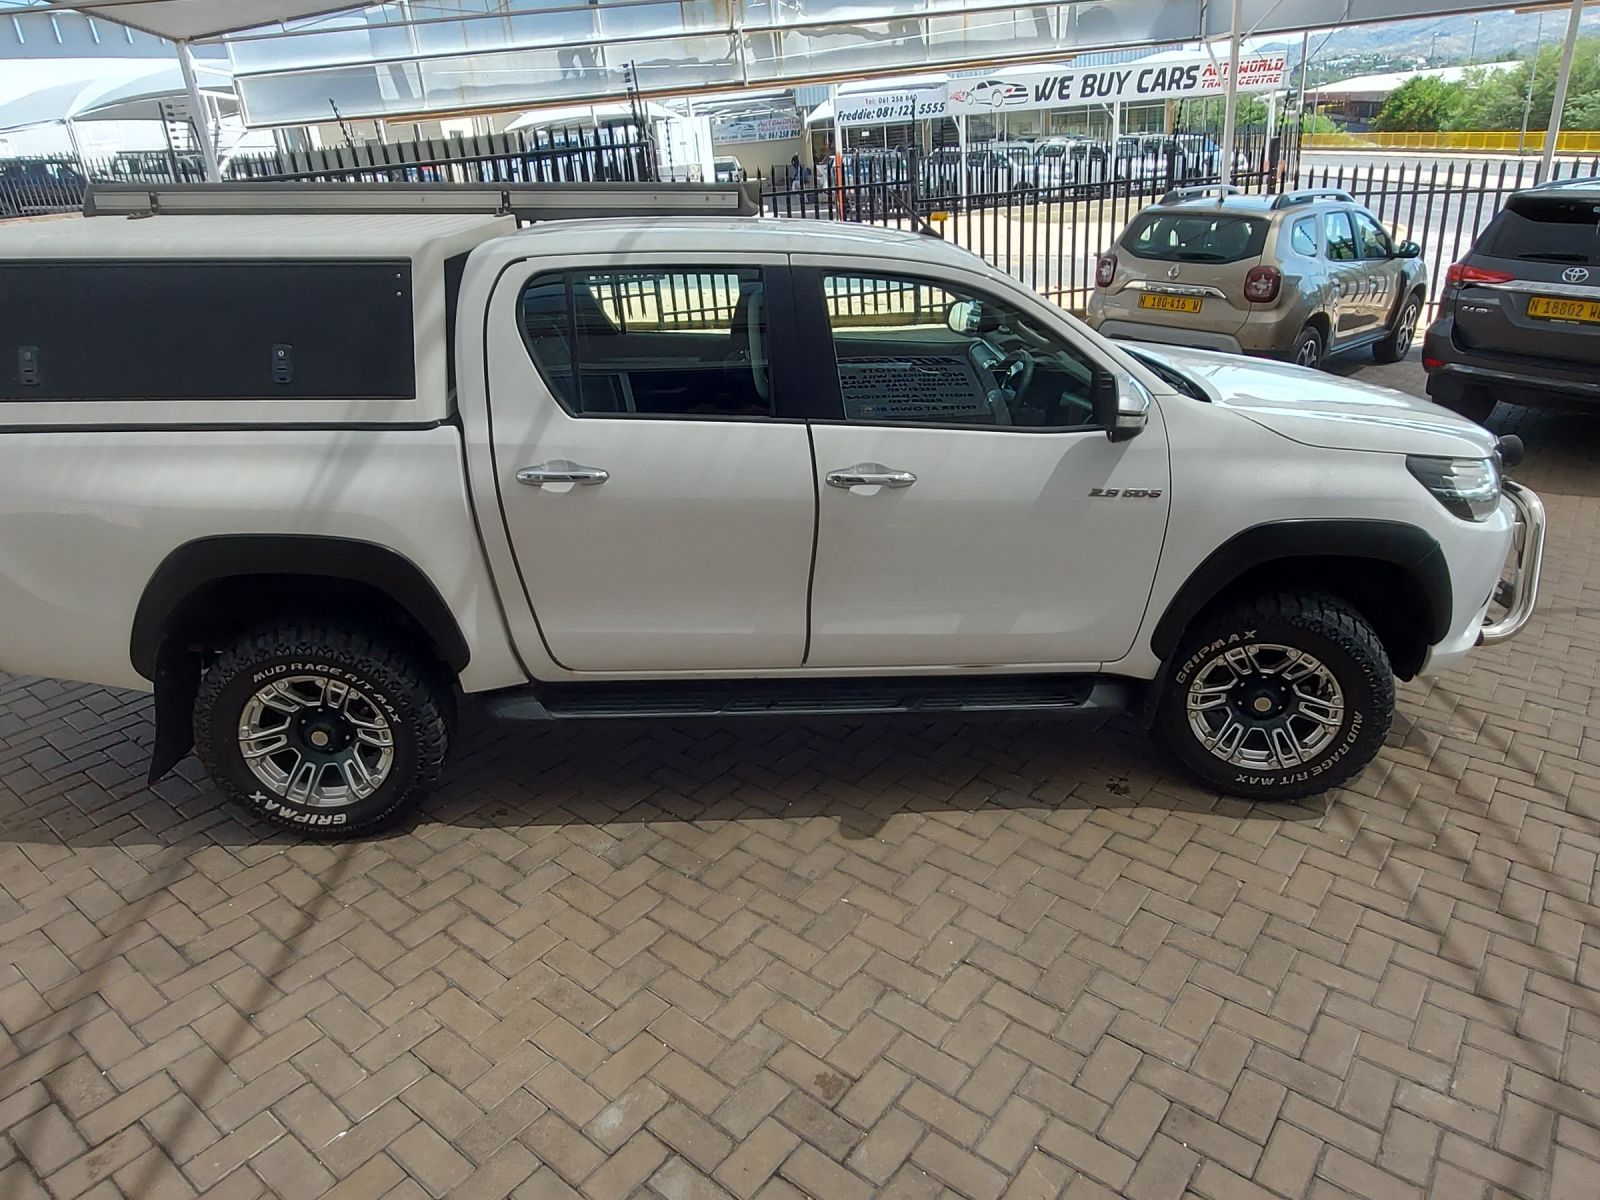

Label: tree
[1450,38,1600,131]
[1374,75,1466,131]
[1301,111,1343,135]
[1176,95,1269,129]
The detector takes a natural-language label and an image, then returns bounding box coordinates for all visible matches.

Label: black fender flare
[132,536,469,784]
[131,535,471,680]
[1149,519,1453,661]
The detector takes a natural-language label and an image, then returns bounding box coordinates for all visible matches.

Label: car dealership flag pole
[1219,0,1244,188]
[1541,0,1584,177]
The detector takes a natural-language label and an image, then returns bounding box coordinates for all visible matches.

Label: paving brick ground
[2,355,1598,1199]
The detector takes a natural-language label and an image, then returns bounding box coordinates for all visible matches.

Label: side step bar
[481,676,1137,722]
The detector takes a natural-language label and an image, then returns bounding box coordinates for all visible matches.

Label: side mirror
[1092,368,1151,442]
[1395,240,1422,259]
[946,299,980,336]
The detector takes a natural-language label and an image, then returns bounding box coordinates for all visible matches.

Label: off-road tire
[194,624,448,837]
[1154,593,1394,801]
[1291,324,1325,370]
[1435,386,1497,426]
[1373,291,1422,364]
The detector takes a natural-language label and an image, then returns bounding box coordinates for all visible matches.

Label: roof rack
[1159,184,1240,206]
[81,180,763,221]
[1270,188,1355,210]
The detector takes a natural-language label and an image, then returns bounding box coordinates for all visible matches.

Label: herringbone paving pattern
[1,382,1598,1199]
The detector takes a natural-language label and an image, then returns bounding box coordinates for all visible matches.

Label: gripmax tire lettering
[194,624,448,838]
[1154,592,1394,801]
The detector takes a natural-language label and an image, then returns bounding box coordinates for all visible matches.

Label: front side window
[1352,211,1393,259]
[518,268,769,417]
[820,272,1100,429]
[1324,212,1359,262]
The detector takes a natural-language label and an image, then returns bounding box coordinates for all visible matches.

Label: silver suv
[1087,186,1429,369]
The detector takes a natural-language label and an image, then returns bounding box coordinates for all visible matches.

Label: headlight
[1406,455,1501,521]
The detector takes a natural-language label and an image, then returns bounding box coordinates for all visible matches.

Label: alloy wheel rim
[1296,337,1320,367]
[1396,302,1418,354]
[238,674,395,808]
[1185,642,1345,769]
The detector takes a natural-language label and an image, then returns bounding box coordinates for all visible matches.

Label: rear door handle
[517,461,609,486]
[826,463,916,489]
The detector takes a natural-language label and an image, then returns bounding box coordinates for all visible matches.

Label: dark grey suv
[1424,178,1600,423]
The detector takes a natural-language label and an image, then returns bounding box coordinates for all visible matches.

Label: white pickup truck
[0,182,1544,835]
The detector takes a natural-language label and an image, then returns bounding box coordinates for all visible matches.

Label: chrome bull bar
[1480,480,1546,646]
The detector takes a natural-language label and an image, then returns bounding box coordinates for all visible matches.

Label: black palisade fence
[0,123,652,220]
[7,119,1598,322]
[755,134,1600,317]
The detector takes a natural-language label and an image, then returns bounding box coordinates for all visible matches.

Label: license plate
[1527,295,1600,323]
[1139,293,1203,314]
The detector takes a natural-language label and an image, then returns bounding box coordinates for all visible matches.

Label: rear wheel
[1373,292,1422,363]
[1155,593,1393,801]
[194,624,448,837]
[1435,385,1497,425]
[1291,324,1325,370]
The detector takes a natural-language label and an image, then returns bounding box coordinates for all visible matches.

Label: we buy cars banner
[945,55,1287,114]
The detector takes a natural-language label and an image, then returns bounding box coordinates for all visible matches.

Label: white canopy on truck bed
[0,211,511,428]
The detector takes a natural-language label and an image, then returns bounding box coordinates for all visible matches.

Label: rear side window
[1324,212,1358,262]
[1289,218,1318,257]
[518,268,771,418]
[1483,195,1600,264]
[1120,213,1269,264]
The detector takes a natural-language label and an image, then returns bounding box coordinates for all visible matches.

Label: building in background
[1308,62,1516,130]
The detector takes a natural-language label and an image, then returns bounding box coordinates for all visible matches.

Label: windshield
[1483,194,1600,264]
[1121,212,1269,264]
[1126,348,1209,401]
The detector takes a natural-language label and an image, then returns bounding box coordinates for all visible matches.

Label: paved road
[0,353,1596,1200]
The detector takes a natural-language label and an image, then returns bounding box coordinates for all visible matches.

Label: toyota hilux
[0,181,1543,835]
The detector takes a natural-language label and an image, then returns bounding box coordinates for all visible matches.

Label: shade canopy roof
[0,57,234,131]
[31,0,1566,52]
[22,0,1585,133]
[26,2,368,41]
[505,101,673,130]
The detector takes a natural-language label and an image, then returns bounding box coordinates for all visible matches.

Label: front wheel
[194,624,449,837]
[1373,293,1422,363]
[1154,593,1394,801]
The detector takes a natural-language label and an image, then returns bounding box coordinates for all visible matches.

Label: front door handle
[517,461,609,486]
[826,463,916,489]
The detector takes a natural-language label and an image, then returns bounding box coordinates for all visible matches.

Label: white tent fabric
[78,69,237,123]
[506,102,672,131]
[0,59,234,133]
